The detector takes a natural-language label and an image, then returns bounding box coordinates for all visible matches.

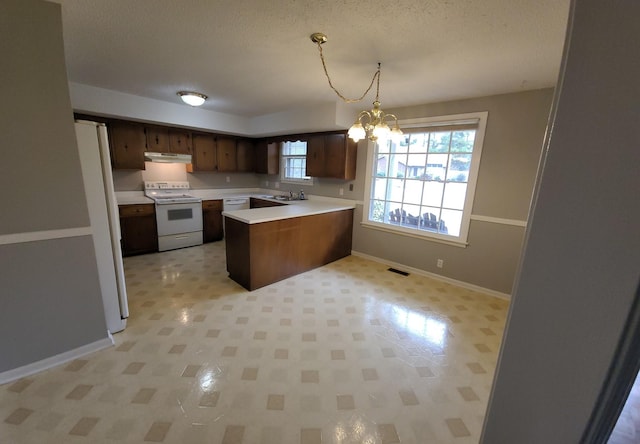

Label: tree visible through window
[365,112,487,244]
[281,141,312,184]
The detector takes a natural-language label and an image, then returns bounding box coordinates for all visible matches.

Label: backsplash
[112,162,260,191]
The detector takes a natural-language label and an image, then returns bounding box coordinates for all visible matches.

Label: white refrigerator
[75,120,129,334]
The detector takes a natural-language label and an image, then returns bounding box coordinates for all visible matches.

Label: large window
[363,112,487,245]
[281,140,313,184]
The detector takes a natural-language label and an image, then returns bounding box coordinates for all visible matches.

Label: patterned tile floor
[1,242,508,443]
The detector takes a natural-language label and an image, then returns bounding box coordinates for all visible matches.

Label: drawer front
[119,204,155,218]
[202,199,223,211]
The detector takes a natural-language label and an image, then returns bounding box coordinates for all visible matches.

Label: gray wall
[0,0,89,235]
[0,0,108,373]
[352,89,554,294]
[0,238,110,371]
[481,0,640,442]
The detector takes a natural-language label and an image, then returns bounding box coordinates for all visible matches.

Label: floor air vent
[387,267,409,276]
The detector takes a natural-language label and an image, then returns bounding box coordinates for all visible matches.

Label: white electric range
[144,181,203,251]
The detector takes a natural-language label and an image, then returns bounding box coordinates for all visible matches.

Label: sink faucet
[289,190,293,199]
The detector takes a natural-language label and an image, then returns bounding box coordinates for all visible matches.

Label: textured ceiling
[51,0,571,117]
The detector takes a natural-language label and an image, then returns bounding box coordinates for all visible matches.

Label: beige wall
[392,90,553,220]
[352,89,554,295]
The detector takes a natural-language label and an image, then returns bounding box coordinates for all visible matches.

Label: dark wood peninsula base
[224,209,354,290]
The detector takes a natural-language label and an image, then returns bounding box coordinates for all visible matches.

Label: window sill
[281,178,314,186]
[360,221,469,248]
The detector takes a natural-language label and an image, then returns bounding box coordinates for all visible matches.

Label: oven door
[155,201,203,236]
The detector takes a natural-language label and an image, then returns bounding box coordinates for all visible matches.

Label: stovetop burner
[144,181,202,204]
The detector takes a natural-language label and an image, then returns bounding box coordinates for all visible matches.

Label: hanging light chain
[310,32,402,143]
[314,40,380,104]
[375,62,381,102]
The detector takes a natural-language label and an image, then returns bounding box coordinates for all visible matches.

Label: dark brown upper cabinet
[304,132,357,180]
[145,125,170,152]
[168,129,192,154]
[217,137,237,172]
[108,121,146,170]
[145,125,192,154]
[190,133,217,172]
[254,140,280,175]
[305,135,325,178]
[236,138,255,173]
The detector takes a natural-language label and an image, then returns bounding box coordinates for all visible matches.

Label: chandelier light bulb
[348,123,366,142]
[373,122,390,140]
[390,126,404,141]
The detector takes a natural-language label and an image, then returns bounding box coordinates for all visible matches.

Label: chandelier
[310,32,402,143]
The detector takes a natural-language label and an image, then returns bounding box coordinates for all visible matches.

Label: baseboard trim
[350,250,511,301]
[0,335,114,385]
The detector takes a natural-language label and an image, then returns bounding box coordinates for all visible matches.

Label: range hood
[144,152,192,164]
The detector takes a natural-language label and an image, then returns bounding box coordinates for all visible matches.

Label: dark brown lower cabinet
[119,204,158,256]
[202,199,223,242]
[225,209,353,290]
[249,197,286,209]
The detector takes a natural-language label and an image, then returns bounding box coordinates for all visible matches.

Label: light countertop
[222,198,355,224]
[116,189,356,224]
[115,192,154,205]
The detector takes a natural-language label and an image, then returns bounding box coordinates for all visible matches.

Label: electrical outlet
[349,183,354,191]
[437,259,444,268]
[275,182,280,188]
[226,176,230,183]
[339,188,344,196]
[265,181,269,187]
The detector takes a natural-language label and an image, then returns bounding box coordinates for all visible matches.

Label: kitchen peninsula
[223,198,355,290]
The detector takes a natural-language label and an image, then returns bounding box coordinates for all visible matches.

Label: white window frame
[280,140,314,185]
[362,111,488,247]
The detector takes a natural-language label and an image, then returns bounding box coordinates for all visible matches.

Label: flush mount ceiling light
[177,91,207,107]
[310,32,402,143]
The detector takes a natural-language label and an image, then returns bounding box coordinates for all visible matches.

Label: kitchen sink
[274,195,307,201]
